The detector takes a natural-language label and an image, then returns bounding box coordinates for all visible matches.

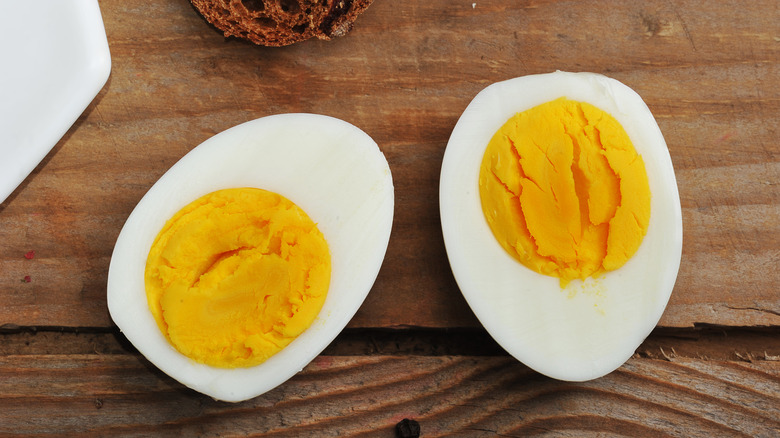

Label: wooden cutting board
[0,1,778,435]
[0,0,777,330]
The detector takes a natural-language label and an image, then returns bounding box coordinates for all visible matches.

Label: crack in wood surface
[1,327,778,361]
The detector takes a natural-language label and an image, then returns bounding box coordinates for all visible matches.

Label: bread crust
[190,0,373,46]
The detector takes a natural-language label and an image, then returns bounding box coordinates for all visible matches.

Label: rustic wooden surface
[0,0,778,435]
[0,330,777,436]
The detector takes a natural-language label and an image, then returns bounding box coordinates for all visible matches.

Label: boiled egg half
[440,71,682,381]
[108,114,394,401]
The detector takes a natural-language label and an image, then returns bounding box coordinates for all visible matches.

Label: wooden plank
[0,329,776,435]
[0,0,778,329]
[0,350,776,436]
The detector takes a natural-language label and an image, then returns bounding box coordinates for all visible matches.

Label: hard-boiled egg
[108,113,394,402]
[440,71,682,381]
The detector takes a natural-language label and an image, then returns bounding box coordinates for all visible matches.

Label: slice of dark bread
[190,0,374,46]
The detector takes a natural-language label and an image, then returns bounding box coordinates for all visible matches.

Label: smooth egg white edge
[107,113,394,402]
[440,71,683,381]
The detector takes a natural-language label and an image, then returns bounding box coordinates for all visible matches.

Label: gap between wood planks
[1,325,778,362]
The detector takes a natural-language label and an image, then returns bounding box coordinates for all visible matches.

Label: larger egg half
[108,114,394,401]
[440,71,682,381]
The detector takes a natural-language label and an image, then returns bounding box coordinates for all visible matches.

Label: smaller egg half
[108,114,394,402]
[440,71,682,381]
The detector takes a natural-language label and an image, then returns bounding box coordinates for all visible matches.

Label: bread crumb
[190,0,374,47]
[472,2,476,8]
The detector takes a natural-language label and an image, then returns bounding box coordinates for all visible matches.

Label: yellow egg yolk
[478,97,651,286]
[144,188,331,368]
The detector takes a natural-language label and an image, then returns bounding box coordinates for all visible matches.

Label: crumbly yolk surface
[478,98,651,286]
[144,188,330,368]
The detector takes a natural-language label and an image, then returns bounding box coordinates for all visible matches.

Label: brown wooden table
[1,0,778,435]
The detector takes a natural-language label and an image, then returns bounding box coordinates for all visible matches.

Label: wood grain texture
[0,349,777,437]
[0,0,778,329]
[0,327,777,436]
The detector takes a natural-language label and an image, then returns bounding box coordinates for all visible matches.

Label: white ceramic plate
[0,0,111,204]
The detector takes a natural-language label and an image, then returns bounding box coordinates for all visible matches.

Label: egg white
[107,113,394,402]
[440,71,682,381]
